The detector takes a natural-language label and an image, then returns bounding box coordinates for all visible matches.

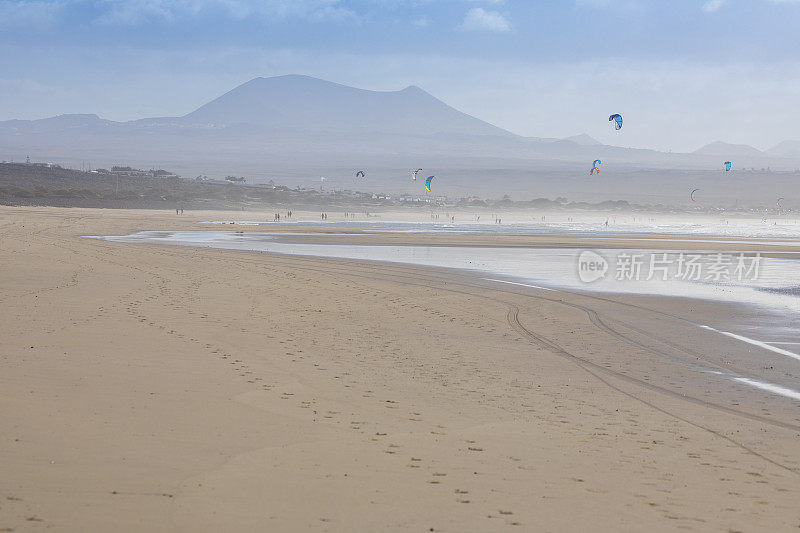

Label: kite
[355,170,366,178]
[609,114,623,130]
[590,159,602,174]
[425,175,435,191]
[724,161,732,172]
[690,188,700,202]
[412,168,423,181]
[777,197,784,208]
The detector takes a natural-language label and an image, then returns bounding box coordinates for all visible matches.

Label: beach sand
[1,206,798,532]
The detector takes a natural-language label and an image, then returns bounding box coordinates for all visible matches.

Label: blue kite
[425,175,435,191]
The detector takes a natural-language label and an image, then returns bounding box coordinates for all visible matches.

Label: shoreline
[92,229,800,340]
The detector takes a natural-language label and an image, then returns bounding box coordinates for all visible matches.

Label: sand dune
[1,206,798,531]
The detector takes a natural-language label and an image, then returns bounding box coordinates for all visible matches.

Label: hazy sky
[1,0,799,152]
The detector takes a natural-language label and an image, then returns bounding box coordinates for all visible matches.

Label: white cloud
[0,1,64,27]
[459,7,511,32]
[94,0,355,25]
[702,0,726,12]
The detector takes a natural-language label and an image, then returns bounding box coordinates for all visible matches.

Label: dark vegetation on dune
[0,162,720,213]
[0,163,393,210]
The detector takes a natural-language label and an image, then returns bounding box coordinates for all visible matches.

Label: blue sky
[1,0,799,151]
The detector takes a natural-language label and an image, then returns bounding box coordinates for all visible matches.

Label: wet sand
[1,206,799,532]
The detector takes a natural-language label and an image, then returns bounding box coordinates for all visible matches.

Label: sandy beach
[2,206,799,532]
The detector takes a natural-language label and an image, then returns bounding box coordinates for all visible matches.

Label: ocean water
[203,216,800,239]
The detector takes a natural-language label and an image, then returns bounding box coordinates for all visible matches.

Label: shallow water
[203,217,800,239]
[93,230,800,334]
[90,230,800,402]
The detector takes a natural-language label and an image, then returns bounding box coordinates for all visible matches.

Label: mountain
[2,75,800,202]
[563,134,601,146]
[0,114,114,133]
[693,141,762,157]
[767,140,800,157]
[180,75,512,137]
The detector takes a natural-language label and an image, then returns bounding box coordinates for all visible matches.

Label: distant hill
[180,75,512,137]
[563,134,601,146]
[767,140,800,157]
[693,141,762,157]
[0,114,114,133]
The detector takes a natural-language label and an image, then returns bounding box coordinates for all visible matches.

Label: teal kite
[425,175,435,191]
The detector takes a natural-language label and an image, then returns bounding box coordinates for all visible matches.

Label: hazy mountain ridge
[767,140,800,157]
[693,141,763,156]
[563,133,602,146]
[1,75,799,202]
[181,75,513,137]
[1,75,795,161]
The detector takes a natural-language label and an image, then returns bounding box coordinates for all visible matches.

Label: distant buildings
[95,166,179,179]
